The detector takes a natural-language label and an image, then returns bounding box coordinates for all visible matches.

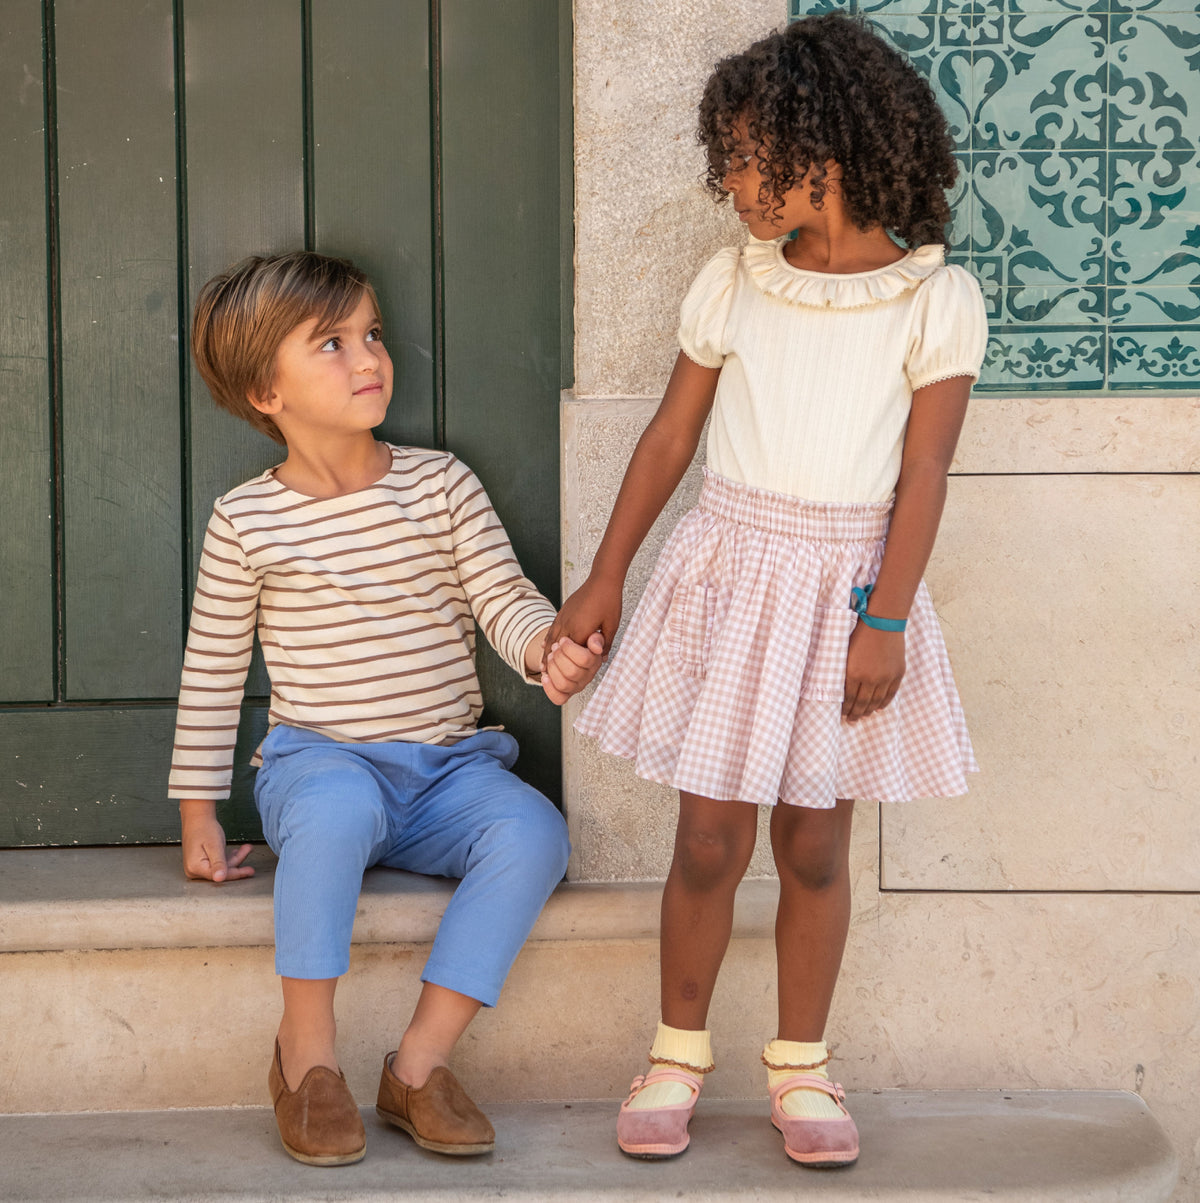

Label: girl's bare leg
[660,791,759,1029]
[623,792,757,1113]
[770,798,854,1039]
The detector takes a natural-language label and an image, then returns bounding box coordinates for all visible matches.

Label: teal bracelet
[850,584,907,632]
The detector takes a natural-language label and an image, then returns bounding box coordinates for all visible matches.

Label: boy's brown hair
[191,251,381,445]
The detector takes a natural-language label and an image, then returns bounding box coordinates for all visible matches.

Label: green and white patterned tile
[1007,0,1107,15]
[1114,0,1200,12]
[980,328,1107,387]
[1110,288,1200,323]
[789,0,855,16]
[1108,152,1199,309]
[969,151,1106,284]
[1109,14,1200,150]
[995,285,1106,323]
[856,0,941,14]
[1109,150,1196,234]
[973,11,1108,149]
[946,153,973,262]
[788,0,1199,389]
[866,14,974,145]
[1109,327,1200,384]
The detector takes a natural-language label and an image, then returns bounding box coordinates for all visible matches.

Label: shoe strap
[626,1067,703,1104]
[770,1073,847,1107]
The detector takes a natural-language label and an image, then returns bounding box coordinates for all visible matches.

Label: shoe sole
[771,1118,858,1167]
[617,1142,689,1159]
[376,1106,495,1156]
[617,1120,692,1159]
[279,1137,366,1167]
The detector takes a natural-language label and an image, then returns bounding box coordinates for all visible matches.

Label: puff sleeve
[677,245,741,369]
[905,265,988,392]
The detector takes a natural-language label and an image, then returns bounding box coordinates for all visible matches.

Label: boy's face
[253,291,392,442]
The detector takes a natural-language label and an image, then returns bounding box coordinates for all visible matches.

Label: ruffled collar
[743,238,944,310]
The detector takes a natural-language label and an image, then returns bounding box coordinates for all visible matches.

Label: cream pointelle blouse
[678,238,988,504]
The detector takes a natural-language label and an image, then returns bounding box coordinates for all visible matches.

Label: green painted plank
[0,0,53,702]
[440,1,565,804]
[183,0,305,546]
[56,0,182,699]
[183,0,306,698]
[0,705,266,847]
[440,0,562,590]
[310,0,435,449]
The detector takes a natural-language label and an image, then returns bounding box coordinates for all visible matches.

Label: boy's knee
[519,797,571,876]
[489,794,570,880]
[272,766,388,857]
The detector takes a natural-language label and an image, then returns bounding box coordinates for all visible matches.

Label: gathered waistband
[698,468,891,542]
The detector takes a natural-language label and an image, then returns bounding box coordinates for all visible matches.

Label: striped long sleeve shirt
[167,444,557,799]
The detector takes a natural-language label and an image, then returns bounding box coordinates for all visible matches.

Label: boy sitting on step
[167,250,602,1167]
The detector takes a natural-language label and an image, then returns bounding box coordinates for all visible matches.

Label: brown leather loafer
[376,1053,495,1155]
[268,1040,366,1166]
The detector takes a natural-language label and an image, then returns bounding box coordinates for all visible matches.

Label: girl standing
[550,12,987,1167]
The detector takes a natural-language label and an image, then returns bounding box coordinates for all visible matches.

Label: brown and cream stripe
[168,444,556,799]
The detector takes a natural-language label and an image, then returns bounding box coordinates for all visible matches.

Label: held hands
[536,630,607,705]
[842,622,906,723]
[545,574,623,659]
[179,799,255,884]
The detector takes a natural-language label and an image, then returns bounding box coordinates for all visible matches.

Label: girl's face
[721,122,833,241]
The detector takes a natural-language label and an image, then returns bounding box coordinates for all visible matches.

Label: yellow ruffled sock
[764,1038,843,1120]
[626,1022,712,1111]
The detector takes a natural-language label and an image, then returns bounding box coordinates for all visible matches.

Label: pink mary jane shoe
[616,1068,702,1158]
[769,1073,860,1167]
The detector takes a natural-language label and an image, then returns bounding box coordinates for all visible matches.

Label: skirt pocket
[799,604,860,702]
[666,583,717,679]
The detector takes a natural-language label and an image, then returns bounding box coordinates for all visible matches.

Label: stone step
[0,1092,1178,1202]
[0,846,781,1114]
[0,848,1183,1199]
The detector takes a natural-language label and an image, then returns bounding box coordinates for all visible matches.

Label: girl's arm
[550,352,721,651]
[842,373,972,722]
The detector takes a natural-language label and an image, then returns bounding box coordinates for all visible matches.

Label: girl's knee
[673,816,756,892]
[778,852,845,893]
[772,812,850,893]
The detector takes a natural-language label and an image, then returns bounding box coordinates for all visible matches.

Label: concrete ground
[0,1091,1177,1202]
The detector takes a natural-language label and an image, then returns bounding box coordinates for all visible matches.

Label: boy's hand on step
[179,799,255,883]
[540,631,606,705]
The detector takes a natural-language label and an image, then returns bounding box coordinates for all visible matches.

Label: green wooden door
[0,0,569,845]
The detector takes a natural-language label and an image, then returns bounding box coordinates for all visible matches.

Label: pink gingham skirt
[576,470,977,808]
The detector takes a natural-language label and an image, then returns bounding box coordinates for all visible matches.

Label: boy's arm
[168,504,260,877]
[179,798,255,882]
[442,458,559,684]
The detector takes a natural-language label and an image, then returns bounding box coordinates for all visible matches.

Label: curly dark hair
[698,12,957,247]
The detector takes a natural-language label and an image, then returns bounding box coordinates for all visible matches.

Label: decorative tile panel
[790,0,1200,390]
